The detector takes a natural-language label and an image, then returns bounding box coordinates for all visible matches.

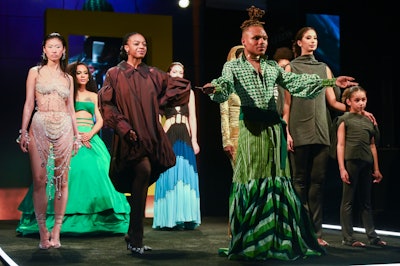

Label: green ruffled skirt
[220,120,325,260]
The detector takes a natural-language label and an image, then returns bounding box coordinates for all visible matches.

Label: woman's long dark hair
[67,61,98,104]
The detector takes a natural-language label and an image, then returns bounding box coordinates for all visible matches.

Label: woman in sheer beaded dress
[17,62,130,236]
[17,32,80,249]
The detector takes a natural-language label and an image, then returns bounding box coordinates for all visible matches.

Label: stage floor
[1,217,400,266]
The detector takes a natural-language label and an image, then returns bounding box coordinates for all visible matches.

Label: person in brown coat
[98,32,190,255]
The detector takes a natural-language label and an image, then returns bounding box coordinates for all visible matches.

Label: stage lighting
[178,0,190,8]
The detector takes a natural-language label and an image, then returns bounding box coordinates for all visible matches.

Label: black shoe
[127,242,152,255]
[130,246,144,255]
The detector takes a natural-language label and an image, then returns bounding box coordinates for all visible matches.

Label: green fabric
[321,78,336,87]
[209,55,326,261]
[210,56,326,107]
[238,108,287,170]
[227,177,324,260]
[223,121,324,260]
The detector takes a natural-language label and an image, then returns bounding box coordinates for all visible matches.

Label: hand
[196,83,215,94]
[72,139,81,156]
[340,168,351,184]
[223,145,234,160]
[192,140,200,155]
[79,132,92,148]
[128,129,138,142]
[335,76,358,88]
[372,170,383,183]
[362,110,377,125]
[81,139,92,149]
[80,132,92,142]
[286,133,294,152]
[18,135,30,153]
[16,130,30,153]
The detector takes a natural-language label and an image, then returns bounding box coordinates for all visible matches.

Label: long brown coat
[98,61,190,192]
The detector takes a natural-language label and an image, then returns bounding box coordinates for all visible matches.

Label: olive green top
[289,54,330,147]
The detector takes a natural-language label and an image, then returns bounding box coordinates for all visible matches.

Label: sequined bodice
[35,70,70,112]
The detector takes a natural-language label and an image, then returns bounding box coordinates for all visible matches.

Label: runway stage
[1,217,400,266]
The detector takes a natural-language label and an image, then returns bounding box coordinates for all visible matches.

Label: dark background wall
[0,0,398,229]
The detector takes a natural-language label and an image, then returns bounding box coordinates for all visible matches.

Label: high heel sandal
[50,214,63,248]
[39,231,51,250]
[36,213,52,250]
[50,235,61,249]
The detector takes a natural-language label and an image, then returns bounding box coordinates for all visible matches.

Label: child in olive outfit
[336,85,386,248]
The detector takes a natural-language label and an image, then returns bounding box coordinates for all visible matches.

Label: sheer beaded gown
[17,100,130,236]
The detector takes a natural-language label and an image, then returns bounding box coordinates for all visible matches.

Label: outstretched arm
[335,76,358,88]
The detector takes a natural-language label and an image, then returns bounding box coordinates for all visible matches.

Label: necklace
[246,54,260,61]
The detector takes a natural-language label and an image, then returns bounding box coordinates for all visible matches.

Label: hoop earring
[42,52,47,60]
[62,52,66,60]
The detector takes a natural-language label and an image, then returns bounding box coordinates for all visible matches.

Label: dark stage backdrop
[0,0,398,229]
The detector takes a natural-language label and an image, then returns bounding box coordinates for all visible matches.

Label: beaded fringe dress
[17,101,130,235]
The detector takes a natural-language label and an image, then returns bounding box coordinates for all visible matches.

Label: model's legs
[340,160,359,244]
[50,148,71,248]
[128,157,151,253]
[29,136,51,249]
[291,145,311,212]
[358,163,379,242]
[308,145,329,239]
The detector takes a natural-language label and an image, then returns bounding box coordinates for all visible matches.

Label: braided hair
[240,6,265,31]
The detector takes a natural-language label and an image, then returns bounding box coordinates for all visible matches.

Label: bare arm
[66,74,80,155]
[79,92,104,148]
[188,90,200,154]
[19,67,37,152]
[337,122,350,184]
[370,137,383,183]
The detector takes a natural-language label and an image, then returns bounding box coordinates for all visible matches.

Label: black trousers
[340,159,378,243]
[290,144,329,238]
